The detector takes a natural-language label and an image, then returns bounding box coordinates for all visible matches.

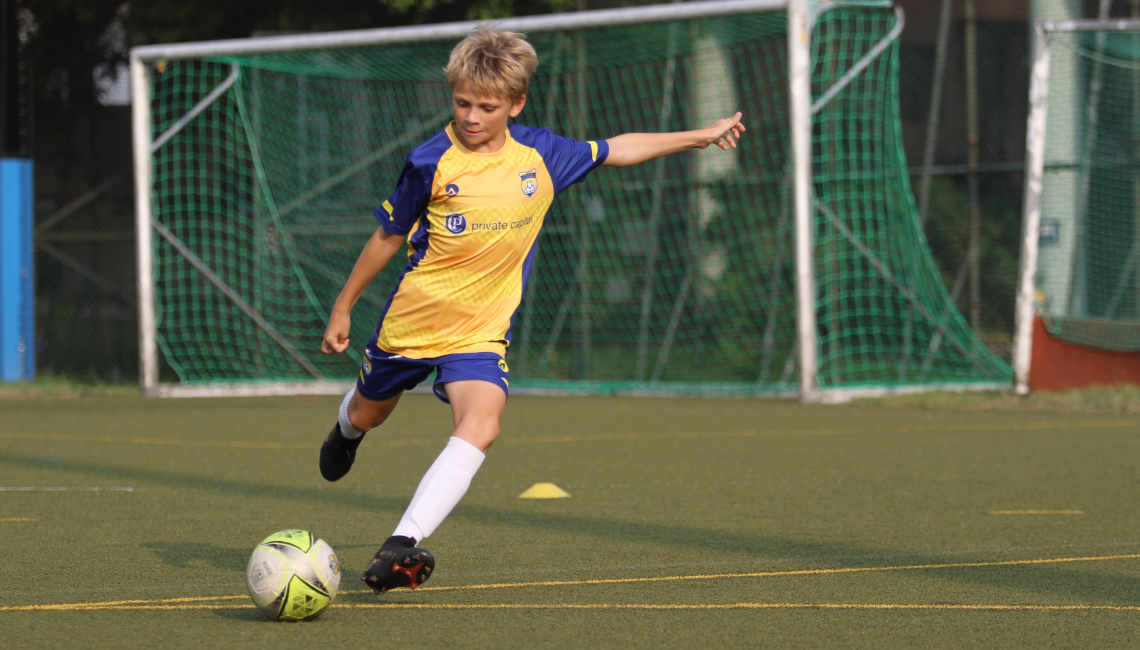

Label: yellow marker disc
[518,482,570,499]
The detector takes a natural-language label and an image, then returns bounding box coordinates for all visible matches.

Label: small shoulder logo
[519,169,538,197]
[445,212,467,234]
[445,184,459,197]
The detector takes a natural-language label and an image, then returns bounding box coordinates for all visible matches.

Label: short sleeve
[374,159,434,235]
[540,133,609,196]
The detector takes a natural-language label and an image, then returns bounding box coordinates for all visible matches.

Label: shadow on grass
[213,607,274,622]
[3,451,1138,606]
[141,541,250,572]
[932,564,1140,605]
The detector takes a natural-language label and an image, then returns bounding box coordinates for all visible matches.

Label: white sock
[338,389,363,439]
[392,437,485,543]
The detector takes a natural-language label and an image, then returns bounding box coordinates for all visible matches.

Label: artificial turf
[1,393,1138,648]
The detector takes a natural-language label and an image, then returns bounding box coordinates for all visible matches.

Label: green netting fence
[146,4,1012,394]
[1034,30,1140,352]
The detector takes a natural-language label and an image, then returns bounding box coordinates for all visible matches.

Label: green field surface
[2,393,1139,648]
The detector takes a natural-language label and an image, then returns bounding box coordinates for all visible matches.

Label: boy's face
[451,81,526,153]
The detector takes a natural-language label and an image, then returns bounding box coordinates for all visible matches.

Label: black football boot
[361,536,435,593]
[318,423,366,482]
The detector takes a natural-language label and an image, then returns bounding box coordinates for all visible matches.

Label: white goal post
[1014,18,1140,395]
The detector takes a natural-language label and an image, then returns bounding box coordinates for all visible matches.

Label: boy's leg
[443,379,508,452]
[392,380,505,540]
[320,388,400,481]
[321,345,434,482]
[362,379,505,593]
[346,389,402,434]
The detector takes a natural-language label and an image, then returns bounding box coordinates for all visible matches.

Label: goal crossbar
[130,0,788,62]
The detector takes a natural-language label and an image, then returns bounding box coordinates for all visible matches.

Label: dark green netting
[1035,31,1140,352]
[148,6,1011,392]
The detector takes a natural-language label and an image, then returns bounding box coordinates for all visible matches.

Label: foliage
[921,175,1021,336]
[23,0,579,120]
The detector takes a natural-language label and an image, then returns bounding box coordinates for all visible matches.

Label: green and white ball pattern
[246,530,341,621]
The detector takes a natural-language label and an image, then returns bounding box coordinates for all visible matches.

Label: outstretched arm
[602,112,745,168]
[321,227,406,354]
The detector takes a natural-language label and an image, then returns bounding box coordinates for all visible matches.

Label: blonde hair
[444,25,538,100]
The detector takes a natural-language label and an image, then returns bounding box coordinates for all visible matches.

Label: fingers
[321,334,350,355]
[715,131,738,151]
[715,114,745,151]
[704,113,745,152]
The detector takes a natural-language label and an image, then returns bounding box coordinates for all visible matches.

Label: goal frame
[1013,18,1140,394]
[132,0,972,402]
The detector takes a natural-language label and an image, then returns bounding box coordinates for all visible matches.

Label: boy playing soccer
[319,25,744,594]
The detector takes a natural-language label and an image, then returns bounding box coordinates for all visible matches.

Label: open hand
[699,112,746,151]
[321,309,352,354]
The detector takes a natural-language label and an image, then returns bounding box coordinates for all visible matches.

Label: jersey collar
[446,122,516,158]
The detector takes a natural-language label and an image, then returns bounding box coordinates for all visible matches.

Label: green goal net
[1032,30,1140,352]
[142,3,1011,395]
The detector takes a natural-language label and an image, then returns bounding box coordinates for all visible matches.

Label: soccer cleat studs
[360,536,435,594]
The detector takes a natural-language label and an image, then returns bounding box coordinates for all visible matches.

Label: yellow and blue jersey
[373,122,608,359]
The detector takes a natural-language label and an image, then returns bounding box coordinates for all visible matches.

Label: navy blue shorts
[355,338,509,404]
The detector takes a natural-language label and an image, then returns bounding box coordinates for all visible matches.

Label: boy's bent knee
[455,415,500,452]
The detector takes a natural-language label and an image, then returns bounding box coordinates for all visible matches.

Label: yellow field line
[0,518,36,521]
[344,602,1140,612]
[1,418,1137,450]
[7,602,1140,613]
[7,595,248,611]
[990,510,1085,515]
[356,552,1140,593]
[7,552,1138,613]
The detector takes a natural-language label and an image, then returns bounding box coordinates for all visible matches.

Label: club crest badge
[519,169,538,197]
[445,212,467,234]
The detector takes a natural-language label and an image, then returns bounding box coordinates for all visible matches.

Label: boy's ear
[509,94,526,118]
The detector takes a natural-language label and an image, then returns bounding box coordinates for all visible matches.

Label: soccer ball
[245,529,341,621]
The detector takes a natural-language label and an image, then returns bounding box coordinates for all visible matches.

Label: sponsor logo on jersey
[445,212,467,234]
[519,168,538,197]
[445,184,459,197]
[498,359,509,373]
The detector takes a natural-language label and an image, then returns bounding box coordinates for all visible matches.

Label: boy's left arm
[603,112,745,167]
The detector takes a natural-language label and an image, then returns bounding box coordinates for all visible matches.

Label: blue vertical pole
[0,157,33,382]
